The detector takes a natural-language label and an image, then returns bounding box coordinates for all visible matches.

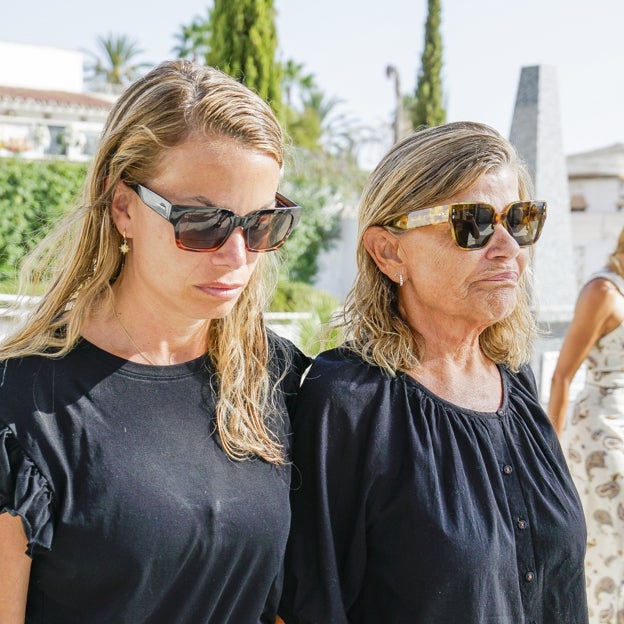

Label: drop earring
[119,230,129,255]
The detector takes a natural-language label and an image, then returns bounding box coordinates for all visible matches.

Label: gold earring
[120,230,129,255]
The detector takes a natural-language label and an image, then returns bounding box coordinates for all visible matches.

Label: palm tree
[282,59,315,109]
[302,89,358,158]
[172,15,211,62]
[85,34,151,95]
[386,65,408,144]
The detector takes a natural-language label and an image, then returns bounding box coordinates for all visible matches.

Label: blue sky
[3,0,622,159]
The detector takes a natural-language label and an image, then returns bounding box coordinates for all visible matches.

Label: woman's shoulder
[0,353,66,431]
[303,345,394,397]
[308,344,371,373]
[0,353,50,392]
[0,342,119,431]
[294,347,400,444]
[508,362,539,394]
[575,272,624,320]
[585,267,624,298]
[310,344,362,366]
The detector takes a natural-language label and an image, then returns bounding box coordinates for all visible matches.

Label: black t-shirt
[280,347,588,624]
[0,333,310,623]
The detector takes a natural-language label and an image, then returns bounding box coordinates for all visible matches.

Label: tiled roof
[0,85,113,110]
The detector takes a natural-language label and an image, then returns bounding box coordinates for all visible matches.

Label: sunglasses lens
[245,210,297,252]
[451,202,546,249]
[175,209,298,252]
[177,210,232,251]
[506,201,546,246]
[451,204,495,249]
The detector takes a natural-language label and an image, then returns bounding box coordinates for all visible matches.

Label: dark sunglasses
[129,183,301,252]
[389,200,547,250]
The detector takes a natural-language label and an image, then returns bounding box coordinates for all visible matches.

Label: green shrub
[0,158,87,280]
[269,280,344,355]
[270,280,338,319]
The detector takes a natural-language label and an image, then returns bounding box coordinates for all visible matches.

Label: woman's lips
[197,282,244,299]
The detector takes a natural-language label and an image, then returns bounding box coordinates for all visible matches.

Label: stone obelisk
[508,65,577,396]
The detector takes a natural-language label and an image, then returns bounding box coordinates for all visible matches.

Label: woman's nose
[211,227,249,267]
[486,223,522,257]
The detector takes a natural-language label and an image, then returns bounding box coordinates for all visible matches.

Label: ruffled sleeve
[0,426,54,554]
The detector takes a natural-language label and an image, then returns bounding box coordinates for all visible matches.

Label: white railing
[0,293,39,338]
[264,311,316,345]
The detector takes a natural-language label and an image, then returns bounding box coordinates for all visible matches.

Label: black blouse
[280,347,588,624]
[0,334,310,624]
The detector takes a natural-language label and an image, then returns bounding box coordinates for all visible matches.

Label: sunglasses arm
[134,185,173,219]
[391,205,450,230]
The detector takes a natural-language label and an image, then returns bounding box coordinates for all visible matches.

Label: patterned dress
[563,268,624,624]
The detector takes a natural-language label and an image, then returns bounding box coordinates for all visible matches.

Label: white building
[567,143,624,286]
[0,41,112,160]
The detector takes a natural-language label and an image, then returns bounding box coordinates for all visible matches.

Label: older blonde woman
[549,229,624,623]
[280,122,587,623]
[0,60,309,623]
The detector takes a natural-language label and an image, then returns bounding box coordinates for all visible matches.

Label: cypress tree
[206,0,282,117]
[411,0,446,129]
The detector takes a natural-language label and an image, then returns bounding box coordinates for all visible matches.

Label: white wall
[571,211,624,286]
[314,216,358,302]
[0,41,83,92]
[569,177,620,213]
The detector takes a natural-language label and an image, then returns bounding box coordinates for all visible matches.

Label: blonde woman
[549,229,624,623]
[280,122,587,623]
[0,60,309,623]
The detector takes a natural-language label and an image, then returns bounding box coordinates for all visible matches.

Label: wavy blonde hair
[0,60,289,464]
[342,121,539,375]
[606,227,624,275]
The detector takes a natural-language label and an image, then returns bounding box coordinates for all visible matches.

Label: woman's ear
[362,226,405,279]
[110,181,134,237]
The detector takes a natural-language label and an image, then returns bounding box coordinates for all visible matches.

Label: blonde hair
[0,60,288,464]
[614,228,624,254]
[343,121,538,375]
[606,227,624,275]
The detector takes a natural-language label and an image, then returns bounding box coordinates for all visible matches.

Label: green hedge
[270,280,343,354]
[0,158,88,281]
[269,280,339,320]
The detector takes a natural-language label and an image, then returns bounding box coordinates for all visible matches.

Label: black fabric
[0,332,310,624]
[280,347,588,624]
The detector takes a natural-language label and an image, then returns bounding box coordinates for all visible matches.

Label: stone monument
[508,65,577,399]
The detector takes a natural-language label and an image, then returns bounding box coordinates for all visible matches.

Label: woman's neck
[406,348,503,412]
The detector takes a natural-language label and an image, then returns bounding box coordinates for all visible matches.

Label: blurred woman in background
[549,228,624,623]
